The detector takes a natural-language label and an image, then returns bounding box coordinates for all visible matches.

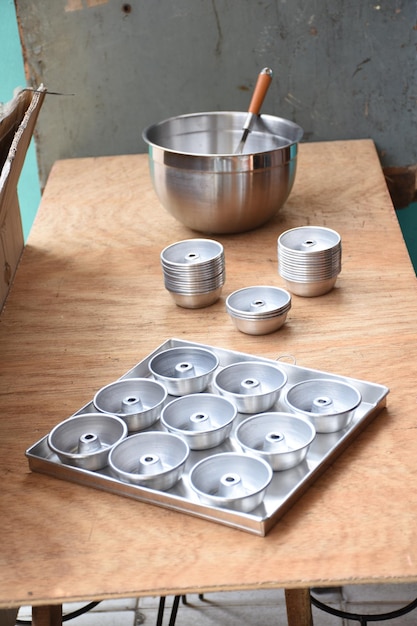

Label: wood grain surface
[1,140,417,611]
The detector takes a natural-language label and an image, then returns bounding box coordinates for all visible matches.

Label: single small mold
[213,360,287,413]
[93,378,167,432]
[285,378,361,433]
[189,452,273,512]
[235,412,316,471]
[161,393,237,450]
[149,346,219,396]
[47,413,128,470]
[108,431,189,491]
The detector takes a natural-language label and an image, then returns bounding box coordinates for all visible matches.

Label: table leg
[0,608,19,626]
[285,588,313,626]
[32,605,62,626]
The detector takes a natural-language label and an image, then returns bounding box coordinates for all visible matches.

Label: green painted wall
[0,0,41,240]
[396,202,417,274]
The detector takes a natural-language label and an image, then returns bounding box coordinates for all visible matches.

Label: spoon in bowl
[235,67,273,153]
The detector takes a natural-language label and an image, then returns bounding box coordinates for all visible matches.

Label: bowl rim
[142,110,304,158]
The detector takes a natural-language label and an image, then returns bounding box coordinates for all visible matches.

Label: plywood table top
[1,140,416,619]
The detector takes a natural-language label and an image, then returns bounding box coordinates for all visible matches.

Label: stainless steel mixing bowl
[142,111,303,234]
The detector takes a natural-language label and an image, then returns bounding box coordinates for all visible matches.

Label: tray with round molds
[26,338,389,536]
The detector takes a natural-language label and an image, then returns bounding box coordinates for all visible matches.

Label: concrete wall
[16,0,417,190]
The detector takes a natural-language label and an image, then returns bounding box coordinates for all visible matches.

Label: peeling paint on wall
[65,0,109,12]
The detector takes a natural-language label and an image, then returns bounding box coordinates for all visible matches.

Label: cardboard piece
[0,85,46,309]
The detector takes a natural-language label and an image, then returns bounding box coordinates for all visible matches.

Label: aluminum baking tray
[26,338,389,536]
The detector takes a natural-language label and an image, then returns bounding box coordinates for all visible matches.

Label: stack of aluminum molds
[160,238,225,308]
[278,226,341,297]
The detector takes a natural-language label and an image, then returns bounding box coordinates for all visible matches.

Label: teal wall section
[0,0,41,240]
[396,203,417,275]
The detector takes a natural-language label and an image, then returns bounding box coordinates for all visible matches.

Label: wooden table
[1,140,417,626]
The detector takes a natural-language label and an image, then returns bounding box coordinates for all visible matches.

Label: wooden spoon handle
[247,68,273,115]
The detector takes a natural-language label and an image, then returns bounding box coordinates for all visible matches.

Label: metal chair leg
[158,593,205,626]
[168,596,181,626]
[156,597,165,626]
[181,594,204,605]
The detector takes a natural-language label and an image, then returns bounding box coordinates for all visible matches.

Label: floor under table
[15,584,417,626]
